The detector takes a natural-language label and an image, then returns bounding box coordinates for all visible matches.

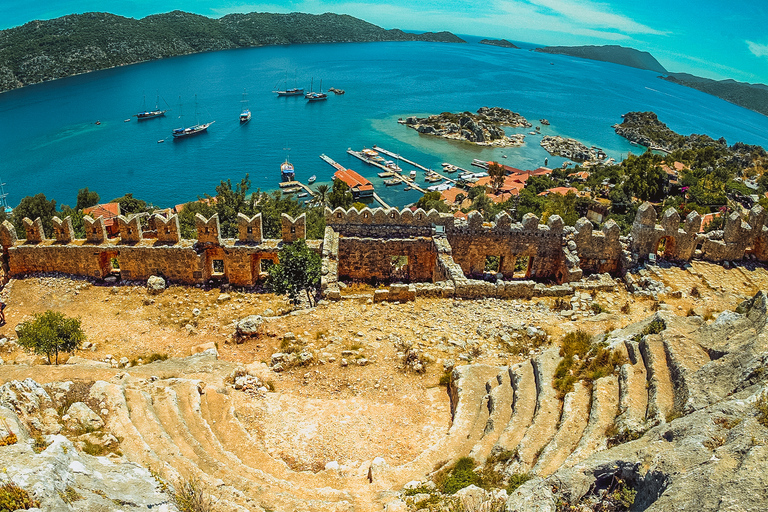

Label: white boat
[239,89,251,123]
[173,95,214,139]
[409,170,417,179]
[308,175,317,184]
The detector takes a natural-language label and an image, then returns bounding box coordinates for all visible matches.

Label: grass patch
[606,424,647,448]
[0,481,40,510]
[0,420,17,447]
[81,438,117,457]
[435,457,481,495]
[642,319,666,336]
[756,391,768,428]
[554,330,627,398]
[172,478,213,512]
[506,473,532,493]
[591,303,606,314]
[439,368,453,387]
[714,417,742,430]
[59,485,83,504]
[620,302,630,314]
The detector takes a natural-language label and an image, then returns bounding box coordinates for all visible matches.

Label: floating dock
[372,145,459,188]
[347,149,429,194]
[279,180,316,198]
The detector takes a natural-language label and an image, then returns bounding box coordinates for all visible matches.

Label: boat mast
[0,178,10,214]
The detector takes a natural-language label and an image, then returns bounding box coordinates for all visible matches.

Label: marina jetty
[401,107,530,146]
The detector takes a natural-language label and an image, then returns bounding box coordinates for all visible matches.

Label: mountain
[479,39,519,49]
[534,44,667,73]
[0,11,465,93]
[662,72,768,117]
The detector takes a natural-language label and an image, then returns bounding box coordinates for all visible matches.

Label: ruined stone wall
[337,237,436,282]
[573,218,622,275]
[326,206,454,238]
[630,203,701,262]
[447,212,566,282]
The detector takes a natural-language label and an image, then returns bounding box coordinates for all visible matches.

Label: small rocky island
[540,135,606,162]
[402,107,531,146]
[479,39,519,49]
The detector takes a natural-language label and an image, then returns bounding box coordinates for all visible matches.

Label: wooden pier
[371,145,459,188]
[372,193,390,209]
[278,181,316,198]
[347,149,429,194]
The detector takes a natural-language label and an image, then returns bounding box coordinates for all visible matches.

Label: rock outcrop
[404,107,531,146]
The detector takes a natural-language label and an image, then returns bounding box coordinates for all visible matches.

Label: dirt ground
[0,260,764,471]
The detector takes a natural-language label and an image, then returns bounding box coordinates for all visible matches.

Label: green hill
[661,73,768,117]
[0,11,465,92]
[534,44,667,73]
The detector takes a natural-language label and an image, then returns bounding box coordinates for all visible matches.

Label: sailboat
[274,73,304,97]
[239,89,251,123]
[134,92,169,120]
[305,78,328,102]
[172,95,214,139]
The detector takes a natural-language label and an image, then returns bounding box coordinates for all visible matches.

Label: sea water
[1,35,767,209]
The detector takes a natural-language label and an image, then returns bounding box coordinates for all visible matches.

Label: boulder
[191,342,218,358]
[64,402,104,432]
[146,275,166,294]
[236,315,263,337]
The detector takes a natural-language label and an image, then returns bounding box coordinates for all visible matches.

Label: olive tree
[267,239,321,306]
[16,311,86,365]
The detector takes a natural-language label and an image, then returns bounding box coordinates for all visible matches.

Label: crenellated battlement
[2,202,767,296]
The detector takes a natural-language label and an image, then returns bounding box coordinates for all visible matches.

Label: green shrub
[442,457,481,495]
[59,485,83,504]
[642,319,666,336]
[591,303,606,314]
[439,369,453,387]
[0,481,40,510]
[756,391,768,428]
[16,310,86,365]
[172,478,213,512]
[554,331,626,397]
[506,473,532,493]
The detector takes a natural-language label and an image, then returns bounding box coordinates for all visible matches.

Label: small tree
[268,239,321,306]
[488,162,506,194]
[16,311,85,365]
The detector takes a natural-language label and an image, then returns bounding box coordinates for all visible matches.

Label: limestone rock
[146,275,166,294]
[64,402,104,432]
[191,341,218,358]
[236,315,263,337]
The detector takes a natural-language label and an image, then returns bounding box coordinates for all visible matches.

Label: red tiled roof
[334,169,374,192]
[83,203,121,226]
[699,212,719,232]
[440,187,468,204]
[538,187,578,196]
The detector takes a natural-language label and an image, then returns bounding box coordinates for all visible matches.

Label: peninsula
[0,11,465,93]
[661,73,768,117]
[479,38,519,49]
[402,107,531,146]
[534,44,667,73]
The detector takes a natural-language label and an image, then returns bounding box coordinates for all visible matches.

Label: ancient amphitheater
[0,203,766,511]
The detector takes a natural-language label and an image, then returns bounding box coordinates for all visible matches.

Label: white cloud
[522,0,666,35]
[747,40,768,58]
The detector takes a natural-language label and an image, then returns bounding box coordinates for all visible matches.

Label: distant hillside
[0,11,465,93]
[534,44,667,73]
[662,73,768,117]
[479,39,519,49]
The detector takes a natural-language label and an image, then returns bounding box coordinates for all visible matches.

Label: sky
[2,0,767,83]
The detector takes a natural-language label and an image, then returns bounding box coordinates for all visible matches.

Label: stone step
[563,375,619,468]
[492,360,537,455]
[640,335,676,424]
[662,334,711,414]
[616,338,649,432]
[512,347,562,471]
[533,380,591,476]
[447,364,506,455]
[469,367,515,461]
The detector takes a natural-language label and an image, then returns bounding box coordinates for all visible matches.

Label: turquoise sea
[1,35,768,209]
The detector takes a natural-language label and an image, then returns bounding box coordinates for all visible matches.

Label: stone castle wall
[3,203,768,298]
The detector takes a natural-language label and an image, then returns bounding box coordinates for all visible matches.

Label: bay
[1,35,767,209]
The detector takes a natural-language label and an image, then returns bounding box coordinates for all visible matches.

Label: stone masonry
[1,203,766,297]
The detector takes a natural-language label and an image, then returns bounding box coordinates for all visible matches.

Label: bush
[506,473,532,493]
[554,331,626,397]
[16,310,86,365]
[0,481,39,510]
[642,319,666,336]
[441,457,481,495]
[172,478,213,512]
[756,391,768,428]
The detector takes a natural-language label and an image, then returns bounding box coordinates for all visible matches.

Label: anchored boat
[172,95,214,139]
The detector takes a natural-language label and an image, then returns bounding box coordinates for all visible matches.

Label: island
[539,135,606,163]
[0,11,465,93]
[661,73,768,118]
[613,111,767,166]
[479,39,519,49]
[401,107,531,146]
[534,44,667,73]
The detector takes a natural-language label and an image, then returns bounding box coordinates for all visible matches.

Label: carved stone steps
[563,375,619,468]
[492,361,537,455]
[533,380,591,476]
[616,338,649,432]
[662,334,711,413]
[640,335,676,423]
[512,347,562,471]
[469,367,515,461]
[448,365,506,456]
